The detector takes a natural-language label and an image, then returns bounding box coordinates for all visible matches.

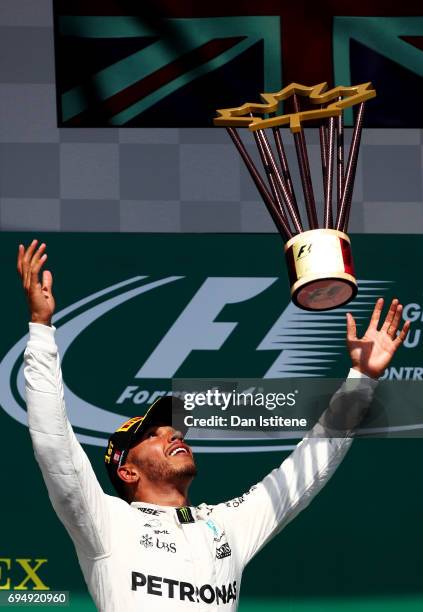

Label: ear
[117,462,141,485]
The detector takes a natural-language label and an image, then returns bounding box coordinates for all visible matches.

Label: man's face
[126,423,197,484]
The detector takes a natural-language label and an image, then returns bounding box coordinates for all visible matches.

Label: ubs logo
[140,534,176,554]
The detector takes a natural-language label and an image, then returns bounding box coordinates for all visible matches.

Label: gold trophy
[214,83,376,311]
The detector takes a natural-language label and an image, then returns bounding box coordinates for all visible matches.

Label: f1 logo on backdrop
[135,277,274,379]
[0,275,418,448]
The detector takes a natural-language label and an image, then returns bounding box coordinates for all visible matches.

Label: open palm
[347,298,410,379]
[17,240,55,326]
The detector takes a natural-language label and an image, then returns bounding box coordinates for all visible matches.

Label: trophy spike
[336,96,345,212]
[336,102,365,231]
[292,94,318,229]
[319,116,328,221]
[272,126,296,204]
[253,128,294,237]
[255,128,303,234]
[324,117,335,229]
[225,127,291,241]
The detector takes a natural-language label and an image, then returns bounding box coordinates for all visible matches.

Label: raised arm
[211,299,410,569]
[18,241,111,559]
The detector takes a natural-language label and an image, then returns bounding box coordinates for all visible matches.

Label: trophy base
[291,274,357,311]
[285,229,357,311]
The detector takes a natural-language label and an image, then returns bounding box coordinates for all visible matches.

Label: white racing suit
[24,323,377,611]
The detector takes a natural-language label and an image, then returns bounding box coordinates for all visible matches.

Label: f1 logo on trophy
[214,82,376,311]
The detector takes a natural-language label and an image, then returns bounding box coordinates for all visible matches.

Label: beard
[136,455,197,484]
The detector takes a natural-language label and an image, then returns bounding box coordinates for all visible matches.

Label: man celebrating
[19,240,409,612]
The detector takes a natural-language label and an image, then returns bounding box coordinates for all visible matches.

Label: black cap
[104,396,187,494]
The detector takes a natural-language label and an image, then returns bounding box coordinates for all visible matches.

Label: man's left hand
[346,298,410,379]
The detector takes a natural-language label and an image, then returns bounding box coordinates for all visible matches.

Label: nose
[170,430,184,442]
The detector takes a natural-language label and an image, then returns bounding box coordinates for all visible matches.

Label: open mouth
[169,447,189,457]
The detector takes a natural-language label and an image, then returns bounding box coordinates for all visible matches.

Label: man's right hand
[17,240,55,326]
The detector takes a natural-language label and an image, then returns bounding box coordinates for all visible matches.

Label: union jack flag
[53,0,423,127]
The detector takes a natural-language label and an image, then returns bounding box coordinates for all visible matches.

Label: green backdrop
[0,233,422,610]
